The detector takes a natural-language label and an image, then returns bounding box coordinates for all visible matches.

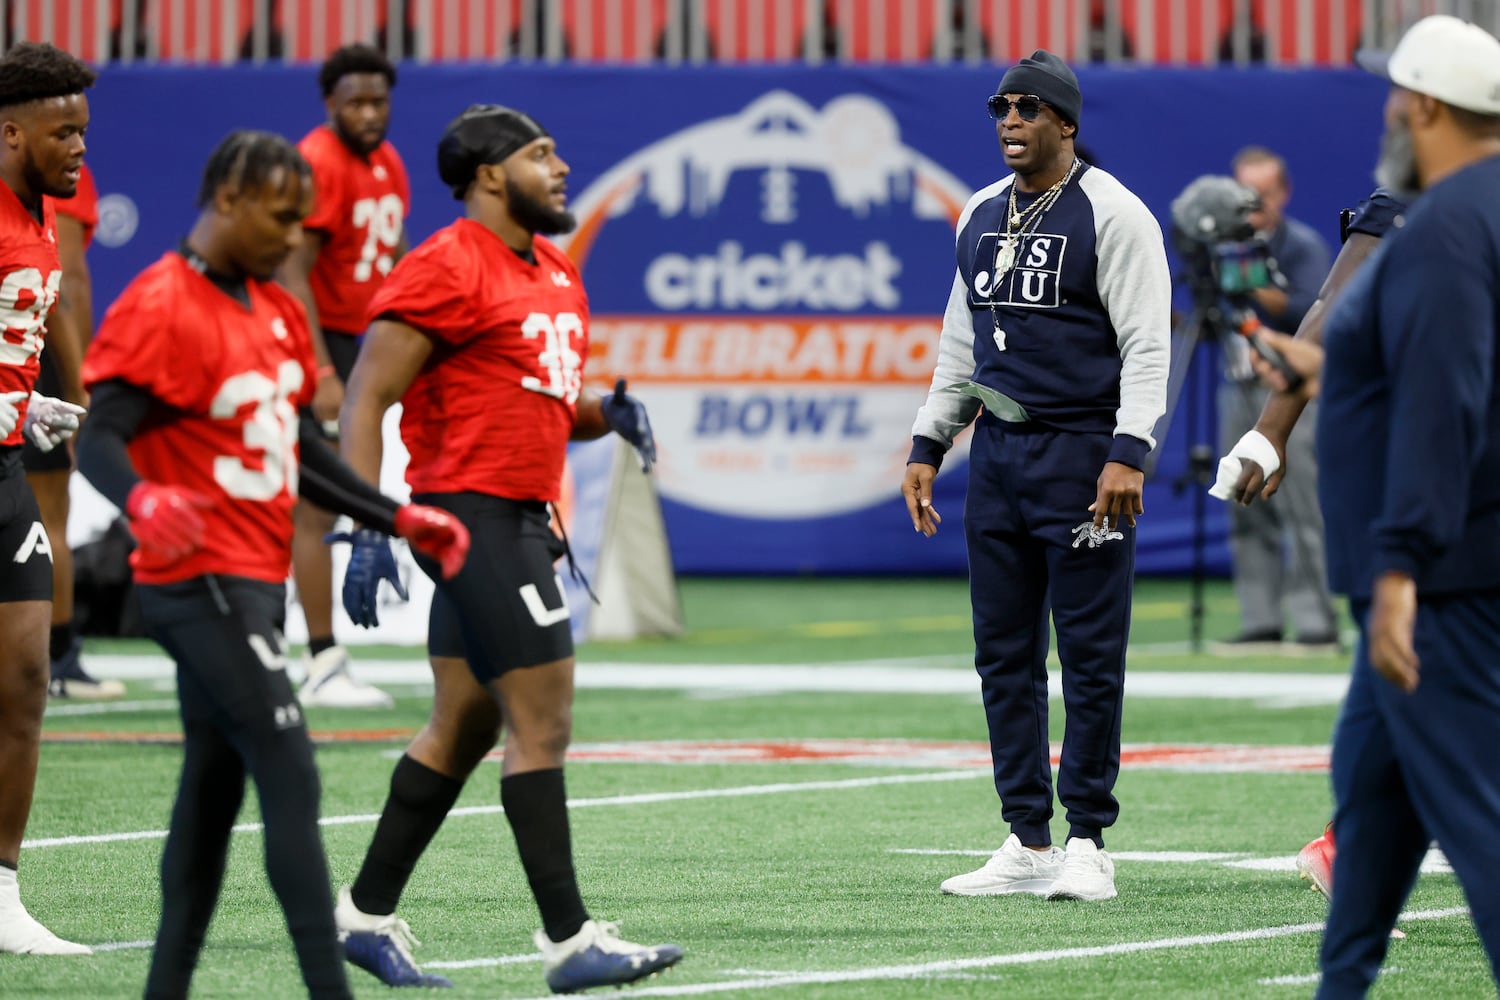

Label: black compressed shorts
[301,329,364,440]
[0,447,54,602]
[323,328,363,384]
[411,492,573,682]
[21,352,72,473]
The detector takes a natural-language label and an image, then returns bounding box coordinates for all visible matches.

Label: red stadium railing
[2,0,1492,66]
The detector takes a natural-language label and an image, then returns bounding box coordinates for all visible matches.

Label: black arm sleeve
[74,379,152,510]
[297,415,400,535]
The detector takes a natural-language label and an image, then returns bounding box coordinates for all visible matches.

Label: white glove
[1208,429,1282,501]
[0,390,26,439]
[23,392,86,453]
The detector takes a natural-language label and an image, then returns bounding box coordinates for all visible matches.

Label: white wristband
[1208,430,1282,500]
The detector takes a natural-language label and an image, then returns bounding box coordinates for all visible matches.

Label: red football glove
[393,504,470,580]
[126,482,212,562]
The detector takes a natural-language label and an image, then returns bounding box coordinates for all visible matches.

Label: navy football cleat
[336,887,453,988]
[535,919,684,994]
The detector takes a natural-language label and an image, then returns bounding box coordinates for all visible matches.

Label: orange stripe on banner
[588,316,942,384]
[565,176,639,271]
[916,175,967,227]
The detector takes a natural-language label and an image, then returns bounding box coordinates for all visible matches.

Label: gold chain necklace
[993,158,1080,280]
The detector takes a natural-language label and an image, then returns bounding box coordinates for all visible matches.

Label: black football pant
[138,575,350,1000]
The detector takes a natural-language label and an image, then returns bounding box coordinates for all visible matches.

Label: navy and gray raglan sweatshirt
[1318,156,1500,600]
[909,162,1172,471]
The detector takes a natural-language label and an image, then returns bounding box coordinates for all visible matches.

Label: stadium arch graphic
[557,91,975,528]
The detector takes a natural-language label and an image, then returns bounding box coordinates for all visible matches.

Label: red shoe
[1296,823,1335,899]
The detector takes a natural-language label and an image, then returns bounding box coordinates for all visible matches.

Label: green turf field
[7,577,1491,999]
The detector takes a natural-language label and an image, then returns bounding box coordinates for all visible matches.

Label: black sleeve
[74,379,152,509]
[297,415,400,535]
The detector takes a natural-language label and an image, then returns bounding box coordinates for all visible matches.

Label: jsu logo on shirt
[969,232,1068,310]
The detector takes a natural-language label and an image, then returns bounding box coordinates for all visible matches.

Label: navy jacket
[910,162,1171,471]
[1318,157,1500,599]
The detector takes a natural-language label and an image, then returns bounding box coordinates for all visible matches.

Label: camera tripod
[1148,301,1226,654]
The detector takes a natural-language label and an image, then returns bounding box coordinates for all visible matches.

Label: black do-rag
[437,104,550,200]
[996,49,1082,130]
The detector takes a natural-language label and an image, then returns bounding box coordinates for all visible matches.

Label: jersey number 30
[211,360,305,501]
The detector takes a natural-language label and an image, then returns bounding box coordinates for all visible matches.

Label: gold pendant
[995,239,1016,278]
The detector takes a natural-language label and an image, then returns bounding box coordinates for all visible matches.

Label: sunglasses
[986,94,1047,122]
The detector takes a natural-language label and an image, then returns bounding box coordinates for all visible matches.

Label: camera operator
[1213,146,1335,655]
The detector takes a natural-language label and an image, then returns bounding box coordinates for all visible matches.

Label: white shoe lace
[592,921,632,953]
[372,913,423,963]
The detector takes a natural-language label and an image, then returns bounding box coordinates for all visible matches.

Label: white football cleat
[0,871,91,955]
[299,647,394,709]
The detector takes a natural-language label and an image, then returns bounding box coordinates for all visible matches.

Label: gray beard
[1374,121,1421,199]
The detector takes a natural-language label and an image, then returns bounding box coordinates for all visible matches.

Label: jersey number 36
[520,312,583,405]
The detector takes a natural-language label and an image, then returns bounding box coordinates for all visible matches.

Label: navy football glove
[600,378,657,473]
[326,527,409,628]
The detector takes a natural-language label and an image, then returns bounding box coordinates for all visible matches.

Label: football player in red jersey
[331,105,677,994]
[74,131,468,999]
[0,42,94,957]
[279,43,410,710]
[34,163,124,701]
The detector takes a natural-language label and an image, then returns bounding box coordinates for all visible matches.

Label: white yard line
[22,770,983,849]
[505,909,1467,999]
[90,940,155,952]
[425,953,541,969]
[44,699,178,717]
[893,847,1453,873]
[1260,972,1323,986]
[1259,966,1403,987]
[891,848,1254,862]
[71,654,1351,703]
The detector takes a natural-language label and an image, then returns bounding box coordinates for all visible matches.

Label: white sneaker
[298,647,394,709]
[1046,837,1117,901]
[0,871,91,955]
[939,834,1065,896]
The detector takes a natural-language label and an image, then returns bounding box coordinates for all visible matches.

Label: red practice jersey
[298,126,409,334]
[0,183,60,445]
[83,253,317,585]
[49,163,98,248]
[367,220,588,502]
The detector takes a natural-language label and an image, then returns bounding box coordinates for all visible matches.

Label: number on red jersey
[0,267,60,366]
[209,359,305,500]
[520,311,584,404]
[351,194,403,283]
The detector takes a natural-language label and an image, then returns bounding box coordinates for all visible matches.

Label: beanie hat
[996,49,1082,128]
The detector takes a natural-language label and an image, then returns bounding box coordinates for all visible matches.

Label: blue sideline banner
[74,65,1388,575]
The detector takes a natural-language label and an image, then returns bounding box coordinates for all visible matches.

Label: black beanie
[437,104,550,200]
[996,49,1082,128]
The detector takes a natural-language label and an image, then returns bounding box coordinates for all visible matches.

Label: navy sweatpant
[963,417,1134,848]
[1317,593,1500,998]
